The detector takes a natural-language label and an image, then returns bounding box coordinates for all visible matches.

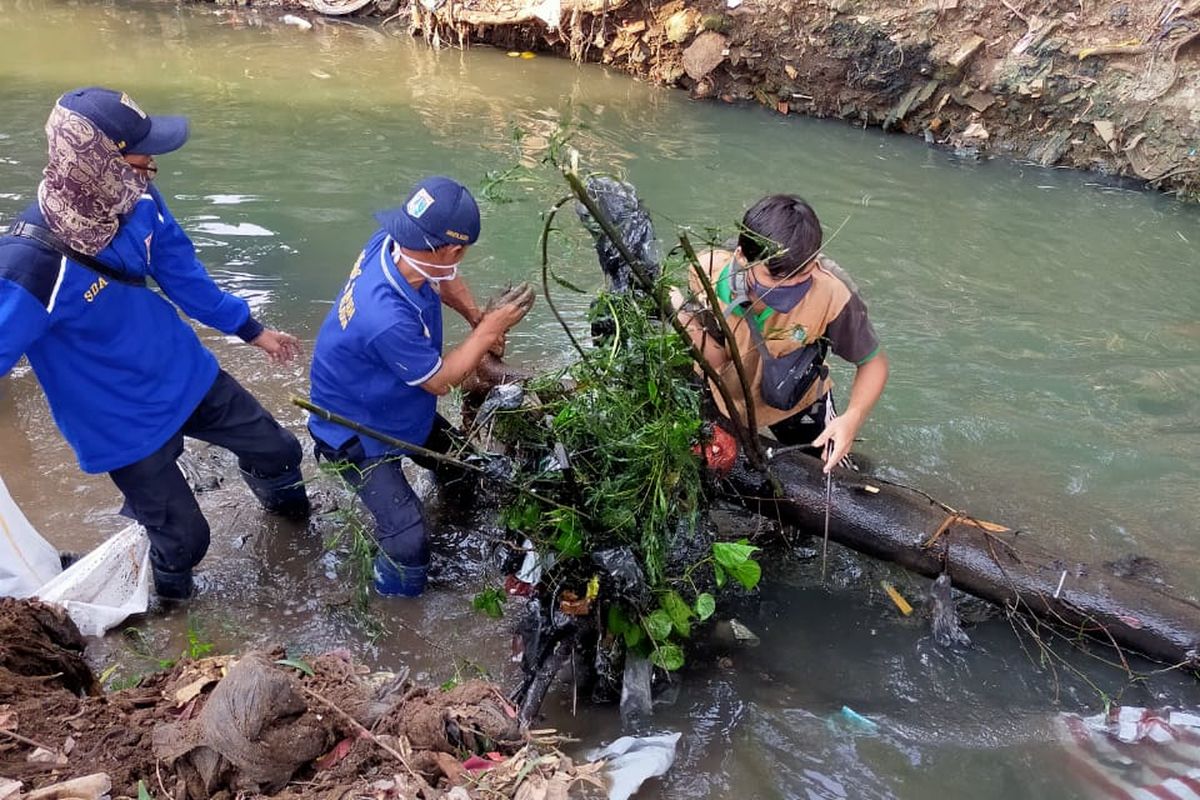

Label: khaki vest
[689,250,852,429]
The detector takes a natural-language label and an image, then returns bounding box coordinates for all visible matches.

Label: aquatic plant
[478,163,764,677]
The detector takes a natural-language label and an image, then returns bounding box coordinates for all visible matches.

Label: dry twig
[300,685,421,782]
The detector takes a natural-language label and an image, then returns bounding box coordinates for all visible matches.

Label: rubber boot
[240,466,311,519]
[152,567,195,601]
[373,555,429,598]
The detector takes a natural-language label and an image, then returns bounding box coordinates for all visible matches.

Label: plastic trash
[516,538,556,586]
[1,475,149,636]
[592,548,649,606]
[476,383,525,427]
[588,732,682,800]
[1058,706,1200,796]
[836,706,880,733]
[37,523,150,637]
[620,655,654,722]
[575,176,662,295]
[728,617,761,647]
[280,14,313,30]
[0,476,62,597]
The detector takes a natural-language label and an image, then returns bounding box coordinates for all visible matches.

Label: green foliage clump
[485,277,762,670]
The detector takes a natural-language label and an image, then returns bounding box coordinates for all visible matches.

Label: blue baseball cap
[57,87,189,155]
[374,176,481,252]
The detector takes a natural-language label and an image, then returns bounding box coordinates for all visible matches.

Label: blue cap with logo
[374,176,481,252]
[58,87,190,155]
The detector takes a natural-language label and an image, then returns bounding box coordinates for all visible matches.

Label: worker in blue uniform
[0,87,309,601]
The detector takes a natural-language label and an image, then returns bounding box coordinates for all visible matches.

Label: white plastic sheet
[1,476,150,636]
[38,524,150,637]
[0,476,62,597]
[588,732,682,800]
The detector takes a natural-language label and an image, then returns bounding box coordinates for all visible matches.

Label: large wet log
[725,449,1200,668]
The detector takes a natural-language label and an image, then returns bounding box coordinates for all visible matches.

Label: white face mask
[400,251,460,283]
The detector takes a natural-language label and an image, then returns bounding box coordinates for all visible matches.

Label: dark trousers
[312,415,463,569]
[768,393,834,457]
[109,370,304,579]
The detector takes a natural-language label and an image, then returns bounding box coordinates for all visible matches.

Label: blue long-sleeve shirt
[0,186,263,473]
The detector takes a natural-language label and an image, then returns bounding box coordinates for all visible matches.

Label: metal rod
[821,440,833,582]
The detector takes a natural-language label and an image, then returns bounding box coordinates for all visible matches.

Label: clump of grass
[317,459,391,641]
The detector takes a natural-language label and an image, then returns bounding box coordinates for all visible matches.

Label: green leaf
[472,588,505,619]
[661,590,694,638]
[553,528,584,559]
[606,605,631,637]
[137,781,154,800]
[712,540,763,589]
[440,677,459,692]
[714,562,727,589]
[623,624,644,649]
[650,644,685,671]
[645,610,673,642]
[695,592,716,621]
[275,657,315,677]
[647,378,659,403]
[551,511,585,559]
[728,559,762,589]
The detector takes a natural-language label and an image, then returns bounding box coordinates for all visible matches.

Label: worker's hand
[479,283,535,335]
[488,331,507,359]
[251,329,302,365]
[811,410,862,474]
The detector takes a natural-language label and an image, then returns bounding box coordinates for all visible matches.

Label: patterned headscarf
[37,102,149,256]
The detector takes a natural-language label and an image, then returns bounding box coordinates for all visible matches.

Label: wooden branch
[300,685,421,781]
[540,197,593,366]
[677,233,762,458]
[724,447,1200,668]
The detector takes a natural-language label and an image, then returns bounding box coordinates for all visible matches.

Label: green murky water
[2,2,1200,797]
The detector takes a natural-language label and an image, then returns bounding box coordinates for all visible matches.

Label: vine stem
[539,196,594,368]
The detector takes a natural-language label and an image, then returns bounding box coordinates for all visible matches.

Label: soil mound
[0,600,600,799]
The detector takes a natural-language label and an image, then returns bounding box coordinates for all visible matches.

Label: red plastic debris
[504,574,535,597]
[463,755,497,773]
[693,425,738,476]
[315,737,355,771]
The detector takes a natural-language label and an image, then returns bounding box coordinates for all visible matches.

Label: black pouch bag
[745,316,829,411]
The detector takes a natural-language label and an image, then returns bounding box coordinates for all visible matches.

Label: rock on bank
[295,0,1200,200]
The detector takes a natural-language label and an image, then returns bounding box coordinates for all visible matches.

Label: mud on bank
[272,0,1200,200]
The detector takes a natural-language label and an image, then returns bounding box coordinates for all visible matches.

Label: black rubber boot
[239,467,311,520]
[152,567,196,601]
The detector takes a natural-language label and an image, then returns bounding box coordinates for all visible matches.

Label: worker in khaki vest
[676,194,889,472]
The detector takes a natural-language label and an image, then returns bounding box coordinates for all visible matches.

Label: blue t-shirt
[0,187,261,473]
[308,230,444,457]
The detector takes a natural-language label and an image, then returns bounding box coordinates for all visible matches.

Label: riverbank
[268,0,1200,200]
[0,599,600,799]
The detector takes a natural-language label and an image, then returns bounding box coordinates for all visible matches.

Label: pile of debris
[0,598,606,799]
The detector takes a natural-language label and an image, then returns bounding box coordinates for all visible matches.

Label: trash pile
[0,598,630,800]
[473,175,767,724]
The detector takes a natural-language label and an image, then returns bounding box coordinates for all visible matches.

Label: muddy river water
[2,2,1200,797]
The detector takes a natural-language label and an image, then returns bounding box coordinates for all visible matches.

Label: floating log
[724,448,1200,668]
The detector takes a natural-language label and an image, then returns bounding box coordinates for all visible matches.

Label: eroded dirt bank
[0,599,598,799]
[295,0,1200,199]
